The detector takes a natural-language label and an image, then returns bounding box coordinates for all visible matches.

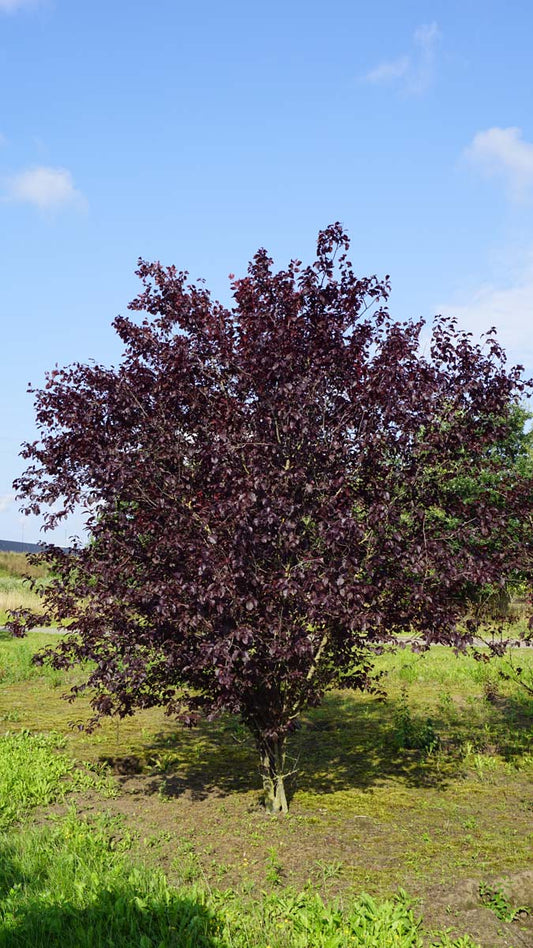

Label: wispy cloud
[0,0,41,11]
[363,22,440,95]
[465,127,533,203]
[365,56,409,85]
[4,165,87,212]
[438,254,533,370]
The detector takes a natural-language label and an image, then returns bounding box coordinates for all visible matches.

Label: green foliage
[0,813,482,948]
[0,811,220,947]
[478,882,530,923]
[213,887,480,947]
[391,689,440,754]
[0,730,115,828]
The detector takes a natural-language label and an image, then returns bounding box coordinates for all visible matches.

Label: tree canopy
[12,224,533,812]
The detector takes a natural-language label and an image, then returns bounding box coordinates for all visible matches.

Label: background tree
[11,225,533,813]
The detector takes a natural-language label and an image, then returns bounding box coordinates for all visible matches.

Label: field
[0,552,48,627]
[1,555,532,947]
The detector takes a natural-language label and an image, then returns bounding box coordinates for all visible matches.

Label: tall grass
[0,552,48,580]
[0,578,45,625]
[0,553,49,626]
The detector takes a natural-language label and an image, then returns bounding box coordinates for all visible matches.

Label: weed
[478,881,530,922]
[0,710,20,722]
[265,846,284,885]
[149,749,180,773]
[314,859,344,886]
[470,752,500,782]
[429,936,481,947]
[211,859,232,879]
[391,688,440,754]
[214,885,482,947]
[0,729,115,828]
[0,811,219,947]
[170,841,202,884]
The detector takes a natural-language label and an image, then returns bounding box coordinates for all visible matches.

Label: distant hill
[0,538,74,554]
[0,539,47,554]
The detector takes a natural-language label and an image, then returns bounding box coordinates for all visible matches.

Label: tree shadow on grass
[0,892,223,948]
[113,685,533,807]
[0,838,224,948]
[108,693,462,804]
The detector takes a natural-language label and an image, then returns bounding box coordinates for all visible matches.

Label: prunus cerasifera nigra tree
[12,225,533,812]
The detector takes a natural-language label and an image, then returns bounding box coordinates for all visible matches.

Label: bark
[259,736,288,814]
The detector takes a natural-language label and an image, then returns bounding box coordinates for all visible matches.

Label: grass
[0,552,48,580]
[0,631,532,945]
[0,810,221,948]
[0,725,481,946]
[0,729,116,829]
[0,630,76,687]
[0,552,49,626]
[0,810,480,947]
[0,578,45,627]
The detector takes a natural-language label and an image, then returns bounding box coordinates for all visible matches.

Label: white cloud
[465,127,533,203]
[0,0,41,11]
[4,165,87,211]
[0,494,14,515]
[365,56,409,84]
[363,22,440,95]
[438,254,533,373]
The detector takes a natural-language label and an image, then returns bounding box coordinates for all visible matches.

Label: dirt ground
[61,753,533,948]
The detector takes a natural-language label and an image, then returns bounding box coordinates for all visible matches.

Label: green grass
[0,577,45,627]
[0,730,116,829]
[0,552,48,580]
[0,633,532,945]
[0,630,77,687]
[0,552,49,625]
[0,810,220,948]
[0,809,479,947]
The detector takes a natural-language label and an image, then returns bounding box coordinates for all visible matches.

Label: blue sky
[1,0,533,543]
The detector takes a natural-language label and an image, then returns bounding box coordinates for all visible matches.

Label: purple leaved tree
[11,225,533,812]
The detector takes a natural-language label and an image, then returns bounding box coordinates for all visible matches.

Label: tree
[11,224,533,813]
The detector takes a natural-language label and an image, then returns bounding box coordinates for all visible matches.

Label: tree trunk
[259,736,288,814]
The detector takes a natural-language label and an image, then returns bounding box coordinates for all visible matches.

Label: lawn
[1,617,532,946]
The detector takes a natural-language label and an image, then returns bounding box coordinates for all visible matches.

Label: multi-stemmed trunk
[258,735,288,814]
